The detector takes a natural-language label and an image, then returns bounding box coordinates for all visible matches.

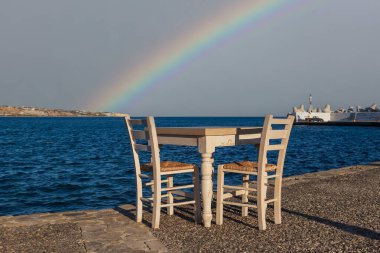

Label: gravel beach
[150,163,380,252]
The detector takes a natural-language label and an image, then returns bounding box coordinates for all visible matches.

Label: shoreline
[0,106,128,117]
[1,162,379,252]
[1,161,379,218]
[0,115,126,118]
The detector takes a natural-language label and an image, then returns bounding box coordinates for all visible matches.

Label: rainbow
[87,0,298,112]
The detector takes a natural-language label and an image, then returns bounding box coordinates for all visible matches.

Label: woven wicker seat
[141,161,196,172]
[222,161,276,172]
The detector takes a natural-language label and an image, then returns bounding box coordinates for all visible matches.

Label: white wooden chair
[216,115,294,230]
[125,116,201,229]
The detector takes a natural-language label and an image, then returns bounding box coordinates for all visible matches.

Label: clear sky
[0,0,379,116]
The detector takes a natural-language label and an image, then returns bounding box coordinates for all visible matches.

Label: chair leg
[257,179,267,230]
[136,177,143,222]
[242,174,249,217]
[274,199,281,224]
[193,167,201,224]
[167,176,174,215]
[152,178,162,229]
[274,176,282,224]
[263,172,268,208]
[216,165,224,225]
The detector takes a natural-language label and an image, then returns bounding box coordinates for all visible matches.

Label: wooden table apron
[156,127,262,228]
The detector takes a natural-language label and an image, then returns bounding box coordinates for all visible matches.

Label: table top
[156,126,262,136]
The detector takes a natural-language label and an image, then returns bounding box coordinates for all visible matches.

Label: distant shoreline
[0,106,128,117]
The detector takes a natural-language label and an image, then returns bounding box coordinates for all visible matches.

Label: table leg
[201,152,214,227]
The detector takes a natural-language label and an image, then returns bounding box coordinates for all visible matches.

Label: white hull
[293,112,380,123]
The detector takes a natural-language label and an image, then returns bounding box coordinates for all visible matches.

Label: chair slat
[270,118,293,125]
[161,200,196,208]
[268,130,288,139]
[144,179,168,187]
[265,198,277,204]
[265,174,279,179]
[140,197,154,203]
[266,144,285,151]
[134,144,151,152]
[128,119,148,126]
[161,184,194,192]
[222,189,246,199]
[132,130,149,140]
[223,185,257,192]
[223,201,257,208]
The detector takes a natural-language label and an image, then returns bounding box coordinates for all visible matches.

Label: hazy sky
[0,0,379,116]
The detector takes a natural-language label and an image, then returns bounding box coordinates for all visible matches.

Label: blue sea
[1,117,379,216]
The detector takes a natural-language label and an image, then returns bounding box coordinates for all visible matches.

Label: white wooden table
[156,126,262,227]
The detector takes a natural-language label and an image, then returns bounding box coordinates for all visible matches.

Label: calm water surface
[0,117,379,216]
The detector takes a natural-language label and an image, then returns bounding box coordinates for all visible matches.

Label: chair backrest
[125,116,161,178]
[257,114,295,177]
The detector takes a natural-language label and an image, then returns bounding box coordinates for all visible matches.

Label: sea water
[0,117,379,216]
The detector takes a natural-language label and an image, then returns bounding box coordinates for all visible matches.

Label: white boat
[291,95,380,124]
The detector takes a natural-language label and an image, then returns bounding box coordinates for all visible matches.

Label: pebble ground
[150,163,380,252]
